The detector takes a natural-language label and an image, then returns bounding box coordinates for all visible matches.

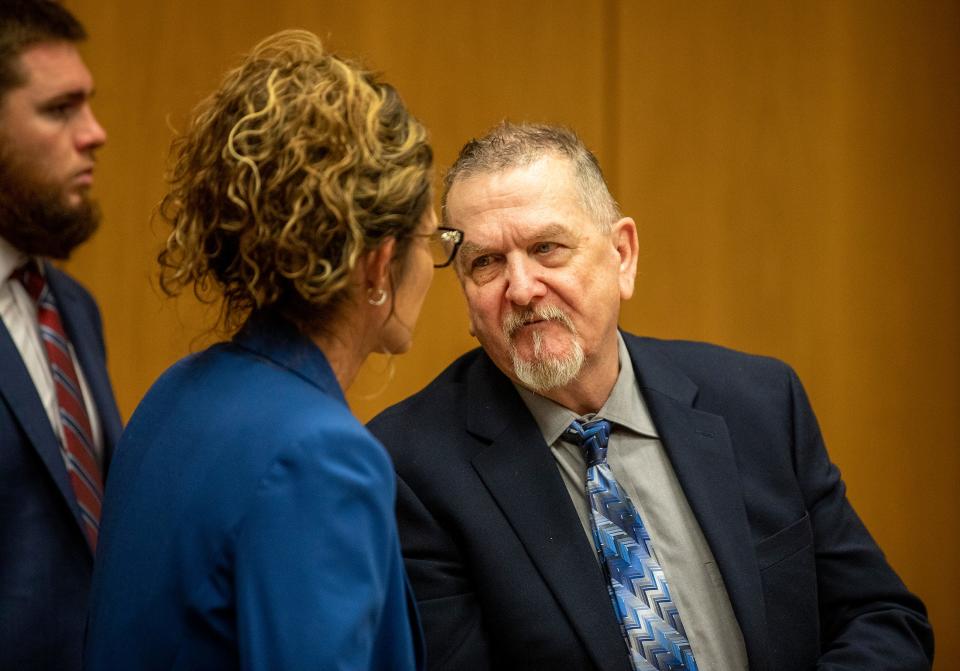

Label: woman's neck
[308,310,377,392]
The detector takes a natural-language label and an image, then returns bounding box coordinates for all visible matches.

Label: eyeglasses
[417,227,464,268]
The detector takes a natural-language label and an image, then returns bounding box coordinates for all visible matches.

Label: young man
[0,3,121,669]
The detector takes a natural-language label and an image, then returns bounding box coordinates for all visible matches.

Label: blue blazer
[368,333,933,671]
[84,311,423,671]
[0,266,122,671]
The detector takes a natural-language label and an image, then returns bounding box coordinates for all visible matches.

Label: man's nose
[503,257,546,306]
[76,106,107,151]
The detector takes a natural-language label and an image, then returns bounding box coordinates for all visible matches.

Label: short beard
[503,305,585,393]
[0,151,100,260]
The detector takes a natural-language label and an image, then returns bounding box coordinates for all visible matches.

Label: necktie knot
[13,259,45,304]
[563,418,611,467]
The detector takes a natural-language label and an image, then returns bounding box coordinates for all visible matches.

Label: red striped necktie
[16,261,103,551]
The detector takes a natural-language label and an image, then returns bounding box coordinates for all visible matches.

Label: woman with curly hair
[84,30,458,670]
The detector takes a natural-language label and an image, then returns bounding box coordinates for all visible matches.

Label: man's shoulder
[46,263,87,289]
[46,264,100,310]
[368,347,499,446]
[626,332,792,374]
[375,347,490,411]
[622,331,800,406]
[369,335,803,448]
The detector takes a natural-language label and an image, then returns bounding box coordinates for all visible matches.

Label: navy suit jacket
[368,333,933,671]
[84,311,423,671]
[0,266,122,671]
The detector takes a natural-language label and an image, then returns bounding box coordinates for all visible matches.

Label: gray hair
[441,122,621,230]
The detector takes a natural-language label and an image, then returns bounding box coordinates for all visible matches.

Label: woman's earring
[367,287,388,306]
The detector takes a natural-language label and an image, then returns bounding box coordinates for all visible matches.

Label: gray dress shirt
[515,334,749,671]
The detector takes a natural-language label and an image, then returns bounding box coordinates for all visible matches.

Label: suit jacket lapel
[465,354,632,671]
[0,316,89,541]
[625,335,771,669]
[47,269,123,472]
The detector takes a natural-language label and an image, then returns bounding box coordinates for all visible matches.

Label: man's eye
[467,255,501,284]
[533,242,558,254]
[44,104,74,119]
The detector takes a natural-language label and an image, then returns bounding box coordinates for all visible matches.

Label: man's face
[448,156,637,393]
[0,41,106,258]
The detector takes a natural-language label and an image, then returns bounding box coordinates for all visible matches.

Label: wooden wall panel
[63,0,610,421]
[58,0,957,665]
[614,2,959,665]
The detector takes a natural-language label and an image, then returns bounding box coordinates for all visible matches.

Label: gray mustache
[502,305,577,339]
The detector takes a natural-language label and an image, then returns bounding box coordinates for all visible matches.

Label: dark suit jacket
[84,311,423,671]
[368,333,933,671]
[0,266,122,671]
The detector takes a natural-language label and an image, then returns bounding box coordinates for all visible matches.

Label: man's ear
[363,237,397,297]
[612,217,639,301]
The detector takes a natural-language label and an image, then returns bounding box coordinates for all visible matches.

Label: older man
[0,3,120,670]
[368,123,932,671]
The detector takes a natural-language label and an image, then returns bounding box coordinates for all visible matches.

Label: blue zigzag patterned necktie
[563,418,697,671]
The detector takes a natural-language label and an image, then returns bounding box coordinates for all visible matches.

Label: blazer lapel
[625,336,771,670]
[47,269,123,472]
[0,318,89,540]
[465,355,632,671]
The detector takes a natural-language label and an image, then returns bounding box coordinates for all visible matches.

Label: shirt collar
[515,332,660,445]
[0,235,27,285]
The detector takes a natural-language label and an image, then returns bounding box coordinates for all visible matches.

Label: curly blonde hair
[158,30,433,333]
